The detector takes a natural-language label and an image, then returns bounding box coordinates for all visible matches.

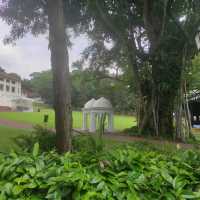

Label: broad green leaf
[33,143,40,158]
[161,169,173,184]
[12,185,24,195]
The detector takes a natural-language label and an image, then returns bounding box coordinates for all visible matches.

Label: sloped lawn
[0,110,136,130]
[0,125,31,152]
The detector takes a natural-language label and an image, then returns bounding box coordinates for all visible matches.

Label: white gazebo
[82,97,114,133]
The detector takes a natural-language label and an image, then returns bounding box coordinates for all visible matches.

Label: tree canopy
[77,0,200,138]
[1,0,200,141]
[0,0,87,152]
[24,68,135,113]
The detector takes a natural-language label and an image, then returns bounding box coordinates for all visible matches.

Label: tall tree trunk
[138,89,175,138]
[138,0,179,138]
[137,61,177,137]
[157,92,174,137]
[138,93,155,135]
[47,0,72,153]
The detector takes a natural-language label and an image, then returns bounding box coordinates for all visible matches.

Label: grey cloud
[0,20,89,78]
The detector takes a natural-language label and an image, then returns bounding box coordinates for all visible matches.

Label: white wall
[0,77,33,112]
[0,78,21,98]
[0,95,13,107]
[0,77,22,109]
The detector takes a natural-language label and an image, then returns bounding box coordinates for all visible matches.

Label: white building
[0,68,33,112]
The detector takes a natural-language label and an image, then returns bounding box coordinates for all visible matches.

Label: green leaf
[12,185,24,195]
[33,143,40,158]
[127,192,140,200]
[4,183,13,195]
[161,169,173,184]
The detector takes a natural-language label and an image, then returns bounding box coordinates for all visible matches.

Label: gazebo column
[108,112,113,132]
[82,111,87,131]
[89,112,96,133]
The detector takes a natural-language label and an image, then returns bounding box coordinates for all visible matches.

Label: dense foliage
[1,144,200,199]
[0,0,88,152]
[188,53,200,91]
[13,125,105,153]
[1,0,200,138]
[79,0,200,137]
[22,71,54,105]
[24,69,135,113]
[13,125,56,152]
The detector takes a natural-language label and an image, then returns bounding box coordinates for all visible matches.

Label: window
[12,87,15,93]
[6,79,10,83]
[0,78,3,82]
[12,80,15,84]
[6,85,10,92]
[0,84,3,91]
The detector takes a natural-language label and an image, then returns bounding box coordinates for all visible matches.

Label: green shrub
[72,135,98,153]
[14,125,56,152]
[1,144,200,199]
[72,134,104,154]
[123,126,141,136]
[14,125,104,153]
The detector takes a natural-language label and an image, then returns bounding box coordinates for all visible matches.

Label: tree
[0,0,84,152]
[27,71,53,105]
[187,53,200,91]
[71,66,135,113]
[80,0,200,138]
[47,0,72,152]
[24,67,135,113]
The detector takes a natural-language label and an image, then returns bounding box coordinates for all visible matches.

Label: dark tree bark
[156,91,175,137]
[47,0,72,153]
[134,0,180,138]
[136,71,176,137]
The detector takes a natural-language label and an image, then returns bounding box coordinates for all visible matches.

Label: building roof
[0,68,21,82]
[84,97,113,110]
[84,98,96,109]
[93,97,112,109]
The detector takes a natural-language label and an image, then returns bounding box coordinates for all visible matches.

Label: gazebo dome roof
[84,98,96,109]
[93,97,112,109]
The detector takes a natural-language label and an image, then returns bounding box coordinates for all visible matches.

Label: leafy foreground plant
[13,125,56,152]
[1,144,200,199]
[13,125,105,153]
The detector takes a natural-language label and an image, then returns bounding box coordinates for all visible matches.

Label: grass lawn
[0,125,183,153]
[0,109,136,152]
[0,125,31,152]
[0,109,136,131]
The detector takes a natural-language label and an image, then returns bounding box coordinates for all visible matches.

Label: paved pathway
[0,118,197,149]
[0,119,33,129]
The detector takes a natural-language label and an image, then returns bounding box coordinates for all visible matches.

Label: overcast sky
[0,20,89,79]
